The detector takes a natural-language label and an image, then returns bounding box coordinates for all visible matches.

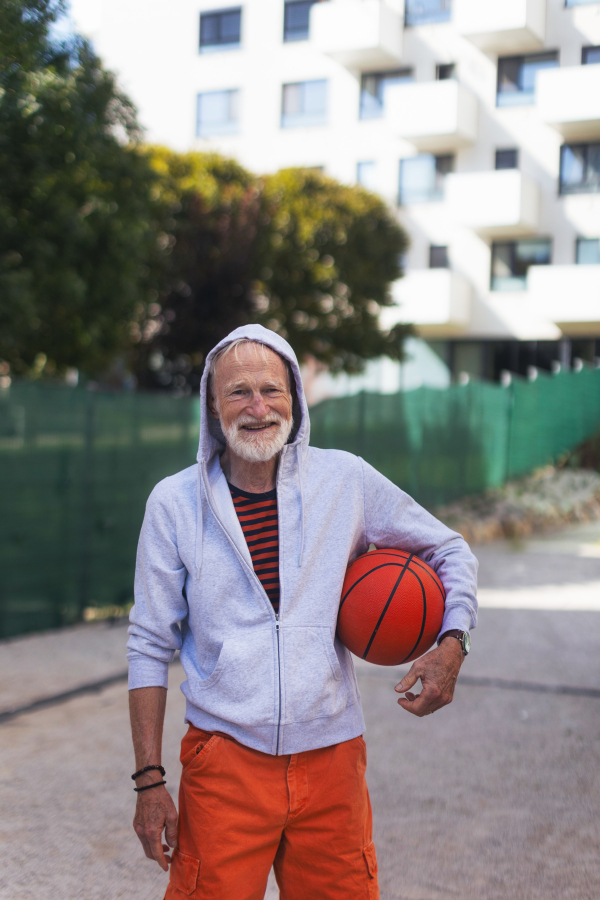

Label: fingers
[165,812,179,850]
[395,662,419,694]
[397,682,443,717]
[147,829,170,871]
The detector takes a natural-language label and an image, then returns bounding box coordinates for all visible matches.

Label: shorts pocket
[169,850,199,895]
[363,841,378,877]
[181,734,219,778]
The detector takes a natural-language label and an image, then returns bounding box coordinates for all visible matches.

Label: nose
[246,391,269,419]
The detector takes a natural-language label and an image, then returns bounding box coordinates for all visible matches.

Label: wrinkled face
[209,342,293,463]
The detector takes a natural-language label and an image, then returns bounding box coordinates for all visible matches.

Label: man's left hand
[394,637,464,717]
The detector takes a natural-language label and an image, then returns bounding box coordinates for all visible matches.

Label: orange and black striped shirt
[228,483,280,613]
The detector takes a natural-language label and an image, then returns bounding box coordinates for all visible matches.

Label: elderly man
[128,324,477,900]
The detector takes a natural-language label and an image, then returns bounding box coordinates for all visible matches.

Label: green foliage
[0,0,157,377]
[133,147,268,390]
[139,160,411,388]
[258,168,410,373]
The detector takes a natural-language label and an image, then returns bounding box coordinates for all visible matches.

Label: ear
[207,380,220,419]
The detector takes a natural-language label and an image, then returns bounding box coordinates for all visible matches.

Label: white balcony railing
[311,0,403,69]
[381,270,472,336]
[528,265,600,334]
[446,170,540,237]
[454,0,546,53]
[537,65,600,142]
[386,80,478,152]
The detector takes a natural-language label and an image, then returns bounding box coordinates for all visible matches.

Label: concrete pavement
[1,522,600,899]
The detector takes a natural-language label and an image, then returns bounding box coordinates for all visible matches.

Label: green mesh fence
[0,383,199,638]
[2,367,600,638]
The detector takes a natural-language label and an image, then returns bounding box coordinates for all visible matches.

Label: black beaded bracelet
[134,780,167,793]
[131,764,166,781]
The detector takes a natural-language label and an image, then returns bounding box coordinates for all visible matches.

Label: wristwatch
[438,629,470,656]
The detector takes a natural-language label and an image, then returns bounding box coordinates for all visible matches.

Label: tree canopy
[0,0,411,388]
[0,0,157,378]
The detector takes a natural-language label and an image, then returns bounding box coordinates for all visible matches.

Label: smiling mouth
[240,423,277,432]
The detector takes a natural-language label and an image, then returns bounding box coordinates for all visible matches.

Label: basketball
[337,549,446,666]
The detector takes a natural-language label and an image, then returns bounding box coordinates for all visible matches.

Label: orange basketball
[337,549,445,666]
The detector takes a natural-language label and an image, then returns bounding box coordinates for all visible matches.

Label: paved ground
[1,522,600,899]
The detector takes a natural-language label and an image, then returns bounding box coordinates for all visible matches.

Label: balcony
[454,0,546,53]
[311,0,402,70]
[537,65,600,142]
[381,270,472,337]
[446,169,540,237]
[528,265,600,335]
[386,80,478,152]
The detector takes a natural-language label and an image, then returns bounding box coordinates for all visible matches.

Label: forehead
[214,342,289,387]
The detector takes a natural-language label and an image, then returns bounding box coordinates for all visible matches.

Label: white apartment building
[69,0,600,384]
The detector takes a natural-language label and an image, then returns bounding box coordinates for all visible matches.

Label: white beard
[222,411,294,462]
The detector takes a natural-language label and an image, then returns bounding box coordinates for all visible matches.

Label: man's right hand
[133,783,179,872]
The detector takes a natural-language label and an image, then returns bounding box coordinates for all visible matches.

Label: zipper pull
[275,614,279,630]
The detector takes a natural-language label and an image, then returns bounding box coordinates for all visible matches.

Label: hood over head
[197,323,309,464]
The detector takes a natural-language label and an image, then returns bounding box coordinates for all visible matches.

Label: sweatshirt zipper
[275,614,282,755]
[201,460,285,755]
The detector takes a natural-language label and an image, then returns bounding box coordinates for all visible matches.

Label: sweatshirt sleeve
[127,477,189,690]
[360,457,478,636]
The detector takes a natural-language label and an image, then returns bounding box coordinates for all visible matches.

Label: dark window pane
[497,52,558,107]
[491,239,551,291]
[560,143,600,194]
[284,1,317,42]
[429,245,449,268]
[436,63,455,80]
[576,237,600,264]
[405,0,452,27]
[200,8,241,49]
[495,148,518,169]
[359,69,413,119]
[582,46,600,64]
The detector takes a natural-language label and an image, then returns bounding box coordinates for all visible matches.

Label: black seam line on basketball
[366,552,446,601]
[362,554,415,661]
[339,562,414,612]
[398,567,427,666]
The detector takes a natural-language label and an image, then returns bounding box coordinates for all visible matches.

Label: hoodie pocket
[190,629,276,727]
[281,626,350,724]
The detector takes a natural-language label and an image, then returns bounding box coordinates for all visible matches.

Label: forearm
[129,686,167,780]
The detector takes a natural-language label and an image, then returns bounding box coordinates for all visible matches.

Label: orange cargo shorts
[165,725,379,900]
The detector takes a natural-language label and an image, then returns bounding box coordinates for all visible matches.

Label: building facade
[70,0,600,383]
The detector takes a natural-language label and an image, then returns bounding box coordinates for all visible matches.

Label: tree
[132,147,269,391]
[0,0,158,378]
[258,168,410,373]
[137,159,410,389]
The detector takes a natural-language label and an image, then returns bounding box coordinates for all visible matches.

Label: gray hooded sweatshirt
[127,324,478,756]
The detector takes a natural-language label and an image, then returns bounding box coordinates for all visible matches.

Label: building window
[281,80,327,128]
[576,237,600,264]
[497,52,558,107]
[283,0,318,42]
[405,0,452,27]
[566,0,600,5]
[357,161,378,191]
[199,7,241,52]
[196,89,240,137]
[491,239,551,291]
[560,143,600,194]
[429,245,449,268]
[360,69,414,119]
[436,63,455,80]
[399,154,454,204]
[582,45,600,65]
[495,148,519,170]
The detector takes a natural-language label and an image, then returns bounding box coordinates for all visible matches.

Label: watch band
[438,629,470,655]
